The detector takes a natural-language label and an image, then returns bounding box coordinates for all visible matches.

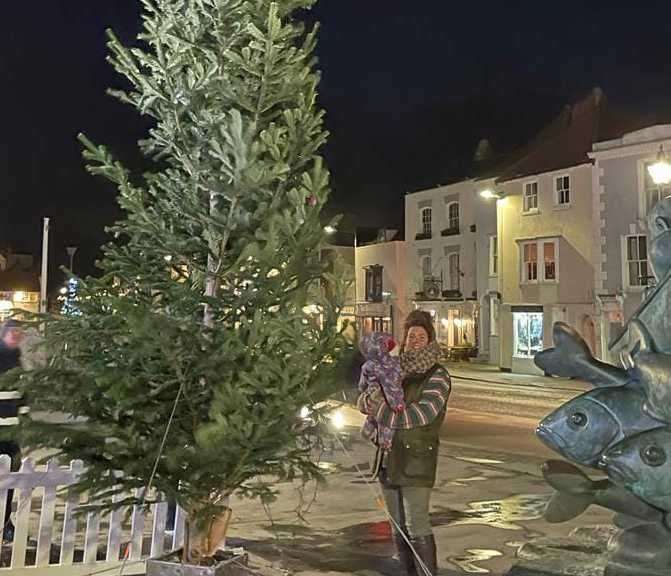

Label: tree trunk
[184,507,233,563]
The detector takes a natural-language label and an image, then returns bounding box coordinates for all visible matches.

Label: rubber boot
[410,534,437,576]
[392,532,417,576]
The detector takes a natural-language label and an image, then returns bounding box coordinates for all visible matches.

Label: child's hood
[360,332,395,361]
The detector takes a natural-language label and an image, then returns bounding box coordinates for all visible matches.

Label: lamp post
[479,188,504,363]
[40,218,50,314]
[324,223,358,331]
[66,246,78,273]
[644,146,670,295]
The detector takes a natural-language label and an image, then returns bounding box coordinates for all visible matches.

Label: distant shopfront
[0,290,40,321]
[357,302,394,337]
[414,300,479,356]
[504,304,544,374]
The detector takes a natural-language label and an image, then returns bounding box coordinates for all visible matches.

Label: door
[447,309,461,347]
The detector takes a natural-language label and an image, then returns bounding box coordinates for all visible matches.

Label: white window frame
[489,235,498,277]
[554,174,571,207]
[523,181,539,213]
[446,201,460,231]
[521,241,538,283]
[421,255,432,279]
[447,252,460,291]
[520,238,559,284]
[420,207,433,237]
[623,234,650,291]
[542,239,559,282]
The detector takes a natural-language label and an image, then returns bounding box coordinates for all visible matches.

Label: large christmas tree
[6,0,348,560]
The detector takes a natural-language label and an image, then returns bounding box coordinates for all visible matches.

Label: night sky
[3,1,671,280]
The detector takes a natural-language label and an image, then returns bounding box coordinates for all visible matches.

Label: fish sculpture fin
[542,461,619,523]
[544,490,593,523]
[620,319,654,370]
[542,460,598,494]
[535,322,628,387]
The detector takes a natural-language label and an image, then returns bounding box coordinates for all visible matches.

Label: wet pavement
[227,426,615,576]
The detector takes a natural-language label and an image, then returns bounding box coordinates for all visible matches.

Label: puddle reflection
[448,475,490,487]
[432,494,550,530]
[455,456,505,465]
[450,548,504,574]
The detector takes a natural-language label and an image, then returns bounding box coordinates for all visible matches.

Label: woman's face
[405,326,429,352]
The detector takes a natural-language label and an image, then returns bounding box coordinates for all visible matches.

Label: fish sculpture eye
[655,215,670,232]
[640,444,667,467]
[568,412,588,429]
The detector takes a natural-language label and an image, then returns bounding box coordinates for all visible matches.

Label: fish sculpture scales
[601,427,671,516]
[537,386,664,468]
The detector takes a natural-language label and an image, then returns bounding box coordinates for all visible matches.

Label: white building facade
[405,179,497,354]
[589,125,671,361]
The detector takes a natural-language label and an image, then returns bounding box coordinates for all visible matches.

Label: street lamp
[66,246,78,272]
[324,225,337,235]
[480,188,502,200]
[647,145,671,186]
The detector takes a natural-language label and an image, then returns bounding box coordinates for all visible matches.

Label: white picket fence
[0,455,184,575]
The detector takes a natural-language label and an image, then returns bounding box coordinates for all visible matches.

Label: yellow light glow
[324,225,337,234]
[12,291,26,303]
[648,157,671,186]
[0,301,12,312]
[331,410,345,430]
[480,189,498,200]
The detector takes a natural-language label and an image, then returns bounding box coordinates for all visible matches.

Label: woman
[358,310,451,576]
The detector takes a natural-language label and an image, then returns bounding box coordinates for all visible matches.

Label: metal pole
[353,228,358,333]
[66,246,78,274]
[40,218,50,314]
[353,228,358,301]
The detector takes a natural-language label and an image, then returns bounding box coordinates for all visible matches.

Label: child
[358,332,404,451]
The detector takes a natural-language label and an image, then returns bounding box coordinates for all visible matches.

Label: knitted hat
[402,310,436,345]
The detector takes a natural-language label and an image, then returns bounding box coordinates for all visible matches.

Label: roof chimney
[473,138,494,163]
[593,86,604,106]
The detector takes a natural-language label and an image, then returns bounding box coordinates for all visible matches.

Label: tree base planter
[147,549,251,576]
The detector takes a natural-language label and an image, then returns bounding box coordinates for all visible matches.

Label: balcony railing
[441,226,460,237]
[415,232,432,240]
[442,289,462,299]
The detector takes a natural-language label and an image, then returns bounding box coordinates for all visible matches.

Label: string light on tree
[59,278,81,316]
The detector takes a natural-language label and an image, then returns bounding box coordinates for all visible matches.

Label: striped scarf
[400,341,441,377]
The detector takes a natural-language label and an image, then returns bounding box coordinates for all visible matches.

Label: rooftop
[495,88,659,183]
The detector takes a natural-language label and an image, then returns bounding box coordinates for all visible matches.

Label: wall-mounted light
[648,145,671,186]
[480,189,502,200]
